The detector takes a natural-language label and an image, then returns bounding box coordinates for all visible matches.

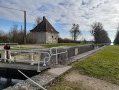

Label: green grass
[74,45,119,85]
[0,46,43,51]
[12,43,85,50]
[41,43,86,48]
[0,43,86,51]
[46,45,119,89]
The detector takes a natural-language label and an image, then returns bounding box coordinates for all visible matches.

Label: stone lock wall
[0,45,95,65]
[67,45,94,57]
[47,45,94,65]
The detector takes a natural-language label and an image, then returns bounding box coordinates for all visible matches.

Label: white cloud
[0,0,119,41]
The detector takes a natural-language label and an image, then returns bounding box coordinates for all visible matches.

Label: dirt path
[65,71,119,90]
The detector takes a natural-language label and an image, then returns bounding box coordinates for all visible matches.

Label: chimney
[43,16,46,20]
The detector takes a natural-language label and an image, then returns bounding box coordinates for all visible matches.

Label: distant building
[30,16,59,44]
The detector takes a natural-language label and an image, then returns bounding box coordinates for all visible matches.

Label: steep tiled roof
[30,16,59,33]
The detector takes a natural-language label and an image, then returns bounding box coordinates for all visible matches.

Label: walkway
[0,62,50,71]
[65,71,119,90]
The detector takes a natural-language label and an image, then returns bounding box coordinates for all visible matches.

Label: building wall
[46,32,58,44]
[30,32,46,44]
[30,32,58,44]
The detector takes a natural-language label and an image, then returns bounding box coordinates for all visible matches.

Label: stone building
[30,16,59,44]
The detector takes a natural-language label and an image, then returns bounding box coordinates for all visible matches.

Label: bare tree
[35,16,42,25]
[8,24,18,43]
[0,30,8,43]
[70,24,81,42]
[90,22,110,44]
[8,24,24,44]
[0,30,5,36]
[26,33,37,44]
[33,16,42,28]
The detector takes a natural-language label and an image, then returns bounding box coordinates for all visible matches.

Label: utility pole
[0,6,27,44]
[24,11,26,44]
[21,25,22,31]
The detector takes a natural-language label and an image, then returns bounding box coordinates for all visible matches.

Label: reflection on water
[0,69,39,89]
[111,42,114,45]
[0,77,23,90]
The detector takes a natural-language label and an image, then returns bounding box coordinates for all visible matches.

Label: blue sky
[0,18,33,33]
[0,0,119,42]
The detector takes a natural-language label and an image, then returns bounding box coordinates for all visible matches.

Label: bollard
[4,45,10,63]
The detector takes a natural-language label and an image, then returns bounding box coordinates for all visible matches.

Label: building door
[52,36,53,44]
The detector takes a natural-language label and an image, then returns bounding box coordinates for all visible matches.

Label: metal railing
[0,45,68,90]
[18,70,47,90]
[0,46,68,72]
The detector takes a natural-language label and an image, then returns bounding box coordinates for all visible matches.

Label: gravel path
[65,71,119,90]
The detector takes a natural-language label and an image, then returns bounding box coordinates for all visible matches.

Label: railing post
[4,50,6,62]
[18,70,46,90]
[43,58,46,66]
[30,51,34,65]
[9,50,11,63]
[56,48,58,64]
[66,49,68,60]
[37,61,41,72]
[9,50,11,59]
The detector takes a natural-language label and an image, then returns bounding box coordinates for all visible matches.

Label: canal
[0,68,40,90]
[111,42,114,45]
[0,77,23,90]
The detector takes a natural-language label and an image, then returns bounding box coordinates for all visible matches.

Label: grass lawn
[74,45,119,85]
[0,43,86,51]
[41,43,86,48]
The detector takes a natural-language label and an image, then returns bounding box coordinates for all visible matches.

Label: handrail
[0,47,68,72]
[18,70,47,90]
[0,43,18,45]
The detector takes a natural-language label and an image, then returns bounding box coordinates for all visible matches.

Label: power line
[0,5,27,44]
[0,6,24,12]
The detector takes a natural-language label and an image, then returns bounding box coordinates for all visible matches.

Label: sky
[0,0,119,42]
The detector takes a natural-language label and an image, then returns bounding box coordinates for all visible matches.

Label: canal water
[0,77,24,90]
[111,42,114,45]
[0,68,39,90]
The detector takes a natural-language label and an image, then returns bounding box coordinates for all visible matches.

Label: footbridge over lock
[0,45,68,72]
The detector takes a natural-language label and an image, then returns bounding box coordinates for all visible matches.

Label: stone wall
[0,45,100,65]
[46,32,58,44]
[29,32,58,44]
[30,32,46,44]
[44,45,94,65]
[67,45,94,57]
